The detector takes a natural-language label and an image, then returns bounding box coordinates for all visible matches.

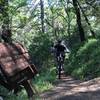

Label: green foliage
[0,66,56,100]
[0,0,100,99]
[33,67,56,93]
[65,39,100,80]
[0,85,28,100]
[29,33,52,69]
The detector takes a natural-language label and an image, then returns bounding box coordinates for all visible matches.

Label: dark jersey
[54,44,66,52]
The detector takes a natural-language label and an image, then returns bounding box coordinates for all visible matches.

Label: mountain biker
[54,39,70,63]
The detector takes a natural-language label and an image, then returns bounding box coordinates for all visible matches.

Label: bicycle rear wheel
[58,63,62,79]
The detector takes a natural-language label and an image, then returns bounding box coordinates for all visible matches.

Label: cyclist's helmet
[58,39,62,43]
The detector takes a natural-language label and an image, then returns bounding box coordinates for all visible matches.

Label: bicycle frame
[57,53,64,79]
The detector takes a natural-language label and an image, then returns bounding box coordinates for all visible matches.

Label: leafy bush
[65,39,100,80]
[0,86,28,100]
[29,33,52,70]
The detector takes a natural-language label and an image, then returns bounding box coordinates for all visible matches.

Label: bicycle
[56,53,64,79]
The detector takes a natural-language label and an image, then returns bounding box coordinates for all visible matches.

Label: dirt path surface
[40,76,100,100]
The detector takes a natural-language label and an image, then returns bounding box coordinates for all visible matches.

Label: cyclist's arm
[65,47,70,53]
[63,44,70,53]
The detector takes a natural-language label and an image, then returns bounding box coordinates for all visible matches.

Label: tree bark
[73,0,85,41]
[1,0,10,30]
[1,0,12,42]
[77,0,95,38]
[63,0,71,43]
[40,0,45,33]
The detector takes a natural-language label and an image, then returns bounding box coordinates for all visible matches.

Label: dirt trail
[40,76,100,100]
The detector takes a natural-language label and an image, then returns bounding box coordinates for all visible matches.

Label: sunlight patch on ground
[41,77,100,100]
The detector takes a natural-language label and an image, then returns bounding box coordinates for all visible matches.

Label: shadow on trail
[40,76,100,100]
[58,90,100,100]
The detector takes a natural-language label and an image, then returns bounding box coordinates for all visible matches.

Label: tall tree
[73,0,85,41]
[1,0,9,30]
[77,0,96,38]
[40,0,45,33]
[0,0,12,42]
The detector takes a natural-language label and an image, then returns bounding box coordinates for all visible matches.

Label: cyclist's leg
[62,52,65,63]
[56,53,62,79]
[60,52,65,74]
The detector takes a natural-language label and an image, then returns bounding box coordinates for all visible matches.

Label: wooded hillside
[0,0,100,99]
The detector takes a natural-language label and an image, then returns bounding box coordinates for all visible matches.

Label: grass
[33,67,56,93]
[0,67,56,100]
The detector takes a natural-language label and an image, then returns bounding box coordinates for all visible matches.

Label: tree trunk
[73,0,85,41]
[40,0,45,33]
[77,0,95,38]
[2,0,10,31]
[1,0,12,42]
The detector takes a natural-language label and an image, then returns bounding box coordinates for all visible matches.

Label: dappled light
[41,77,100,100]
[0,0,100,99]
